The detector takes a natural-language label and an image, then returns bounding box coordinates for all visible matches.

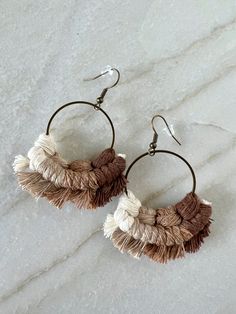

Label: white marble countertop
[1,1,236,313]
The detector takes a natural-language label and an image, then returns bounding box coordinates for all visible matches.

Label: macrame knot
[13,133,127,209]
[104,190,212,263]
[104,190,141,237]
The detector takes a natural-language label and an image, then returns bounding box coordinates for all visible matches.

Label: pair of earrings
[13,68,212,264]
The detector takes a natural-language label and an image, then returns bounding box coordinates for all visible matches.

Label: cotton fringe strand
[104,190,212,263]
[13,133,127,209]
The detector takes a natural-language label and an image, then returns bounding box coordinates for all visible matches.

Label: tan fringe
[16,148,126,209]
[107,192,212,263]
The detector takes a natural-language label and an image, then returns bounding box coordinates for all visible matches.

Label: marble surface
[1,1,236,313]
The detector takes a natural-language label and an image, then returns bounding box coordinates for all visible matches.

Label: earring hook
[149,114,181,155]
[84,67,120,106]
[84,68,120,89]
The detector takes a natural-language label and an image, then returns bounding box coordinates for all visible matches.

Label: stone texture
[0,1,236,313]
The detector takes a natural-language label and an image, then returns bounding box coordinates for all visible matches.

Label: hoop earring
[13,68,127,209]
[104,115,212,263]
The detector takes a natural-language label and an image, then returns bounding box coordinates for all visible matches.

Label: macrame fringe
[14,133,127,209]
[104,190,212,264]
[104,214,117,238]
[13,155,30,172]
[112,229,146,259]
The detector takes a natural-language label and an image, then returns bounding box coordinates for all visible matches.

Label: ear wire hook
[149,114,181,156]
[84,67,120,107]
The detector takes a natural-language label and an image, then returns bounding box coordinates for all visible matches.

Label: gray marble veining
[0,1,236,313]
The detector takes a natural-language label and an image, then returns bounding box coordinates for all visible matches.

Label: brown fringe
[112,229,146,258]
[16,148,126,209]
[144,243,185,264]
[184,221,211,253]
[110,193,212,264]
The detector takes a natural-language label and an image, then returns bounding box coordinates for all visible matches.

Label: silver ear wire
[149,114,181,155]
[84,68,120,106]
